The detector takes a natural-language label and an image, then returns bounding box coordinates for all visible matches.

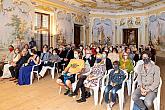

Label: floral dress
[84,63,106,87]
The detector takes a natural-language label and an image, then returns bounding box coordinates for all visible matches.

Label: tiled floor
[0,55,164,110]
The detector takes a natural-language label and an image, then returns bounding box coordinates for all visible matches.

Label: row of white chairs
[30,61,59,84]
[58,69,128,110]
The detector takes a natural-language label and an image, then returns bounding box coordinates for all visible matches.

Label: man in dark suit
[9,48,31,81]
[64,44,74,66]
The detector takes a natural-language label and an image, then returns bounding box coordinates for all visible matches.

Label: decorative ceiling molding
[58,0,165,12]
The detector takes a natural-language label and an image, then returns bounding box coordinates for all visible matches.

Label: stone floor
[0,55,164,110]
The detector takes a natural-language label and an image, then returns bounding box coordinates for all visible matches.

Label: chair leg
[99,87,106,105]
[154,99,158,110]
[118,93,124,110]
[72,82,77,92]
[93,88,99,106]
[37,72,40,81]
[130,98,134,110]
[127,78,132,96]
[51,69,55,79]
[56,67,59,77]
[30,72,33,85]
[59,86,62,94]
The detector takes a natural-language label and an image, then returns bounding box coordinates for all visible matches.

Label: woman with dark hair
[18,49,40,85]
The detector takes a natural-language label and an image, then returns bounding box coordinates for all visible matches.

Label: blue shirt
[108,69,126,85]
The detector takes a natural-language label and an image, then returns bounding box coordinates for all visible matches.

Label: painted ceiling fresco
[59,0,164,12]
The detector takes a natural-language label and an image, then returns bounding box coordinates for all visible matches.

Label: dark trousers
[0,62,5,77]
[74,75,87,100]
[104,84,122,103]
[9,66,20,79]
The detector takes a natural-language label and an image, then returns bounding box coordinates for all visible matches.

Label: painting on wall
[56,11,73,44]
[0,0,34,55]
[158,12,165,51]
[148,13,165,51]
[123,28,138,48]
[92,18,113,45]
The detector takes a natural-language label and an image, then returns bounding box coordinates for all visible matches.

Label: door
[74,24,81,47]
[123,28,138,47]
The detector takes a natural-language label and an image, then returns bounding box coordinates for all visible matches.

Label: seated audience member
[108,48,119,63]
[72,50,96,101]
[132,51,160,110]
[0,48,21,80]
[104,61,126,110]
[133,48,139,64]
[150,45,156,62]
[126,48,135,61]
[58,46,67,72]
[24,44,31,54]
[39,45,50,70]
[96,47,102,54]
[64,44,74,66]
[39,49,61,78]
[18,49,40,85]
[119,52,134,74]
[9,48,31,81]
[75,54,106,103]
[56,50,85,96]
[0,45,15,76]
[102,51,113,71]
[103,46,109,53]
[48,47,53,54]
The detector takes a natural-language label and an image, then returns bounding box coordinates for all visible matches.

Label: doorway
[74,24,81,47]
[123,28,138,47]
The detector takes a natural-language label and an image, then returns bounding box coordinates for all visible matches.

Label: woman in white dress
[0,48,21,80]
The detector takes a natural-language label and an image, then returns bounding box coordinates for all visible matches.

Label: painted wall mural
[56,10,89,45]
[92,18,113,45]
[158,12,165,51]
[0,0,34,50]
[148,13,165,51]
[56,11,73,45]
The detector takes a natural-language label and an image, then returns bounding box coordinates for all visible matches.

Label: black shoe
[85,91,91,98]
[64,89,70,95]
[76,98,86,103]
[72,92,78,96]
[68,91,74,97]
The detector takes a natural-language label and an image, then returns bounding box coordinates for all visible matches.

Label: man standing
[29,38,37,49]
[132,51,160,110]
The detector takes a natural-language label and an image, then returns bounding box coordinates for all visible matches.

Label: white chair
[130,77,162,110]
[127,71,134,96]
[85,77,102,106]
[43,62,59,79]
[30,61,41,84]
[59,71,79,94]
[99,69,128,110]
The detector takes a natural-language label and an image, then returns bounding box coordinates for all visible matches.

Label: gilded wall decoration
[120,18,125,26]
[135,17,141,25]
[127,17,134,27]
